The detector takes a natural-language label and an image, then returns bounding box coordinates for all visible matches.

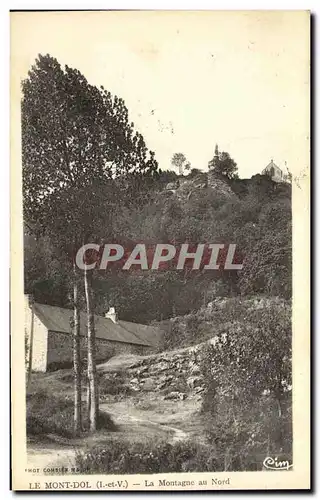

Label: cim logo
[263,457,293,471]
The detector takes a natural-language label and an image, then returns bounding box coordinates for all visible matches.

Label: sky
[11,10,309,178]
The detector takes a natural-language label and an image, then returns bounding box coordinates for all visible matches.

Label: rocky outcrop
[122,343,206,400]
[162,172,237,204]
[207,171,237,199]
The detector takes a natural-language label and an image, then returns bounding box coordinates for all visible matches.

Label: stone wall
[122,343,205,401]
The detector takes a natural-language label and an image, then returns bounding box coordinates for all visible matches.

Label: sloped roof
[262,159,282,173]
[33,303,157,347]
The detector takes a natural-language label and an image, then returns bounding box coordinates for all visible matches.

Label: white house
[24,295,159,372]
[261,159,285,183]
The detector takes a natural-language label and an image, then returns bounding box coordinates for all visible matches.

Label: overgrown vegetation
[98,372,133,397]
[75,439,233,473]
[75,419,291,473]
[200,300,292,470]
[71,297,292,472]
[25,164,291,325]
[159,296,290,350]
[27,390,117,438]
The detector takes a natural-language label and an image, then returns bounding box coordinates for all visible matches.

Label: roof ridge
[32,302,155,347]
[117,320,153,347]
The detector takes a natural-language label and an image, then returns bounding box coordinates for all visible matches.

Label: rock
[137,366,149,375]
[157,374,173,384]
[207,172,237,199]
[208,336,219,346]
[130,386,140,392]
[165,181,179,191]
[156,375,174,390]
[148,361,170,374]
[186,376,202,390]
[157,382,167,390]
[189,363,201,375]
[193,394,203,402]
[141,378,157,391]
[194,386,204,394]
[164,391,181,400]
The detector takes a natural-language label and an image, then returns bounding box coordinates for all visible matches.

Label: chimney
[105,307,118,323]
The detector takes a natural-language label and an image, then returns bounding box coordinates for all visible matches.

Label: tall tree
[208,144,238,179]
[72,261,82,433]
[22,54,158,432]
[171,152,187,175]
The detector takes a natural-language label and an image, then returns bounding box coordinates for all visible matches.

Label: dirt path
[27,351,201,470]
[104,406,188,443]
[27,406,188,470]
[27,445,76,471]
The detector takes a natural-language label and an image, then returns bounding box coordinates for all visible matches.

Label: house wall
[24,296,48,372]
[46,331,153,370]
[262,166,283,182]
[271,167,283,181]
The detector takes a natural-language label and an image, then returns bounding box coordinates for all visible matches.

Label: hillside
[24,169,291,326]
[27,294,291,473]
[155,295,290,351]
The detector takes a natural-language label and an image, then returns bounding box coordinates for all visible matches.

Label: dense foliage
[23,56,291,327]
[74,297,291,472]
[75,438,257,473]
[27,389,116,438]
[25,168,291,322]
[200,299,292,469]
[208,144,238,179]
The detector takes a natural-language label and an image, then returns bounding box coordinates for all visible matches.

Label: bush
[54,370,75,384]
[75,439,221,474]
[27,390,75,438]
[201,392,292,471]
[76,436,276,474]
[200,303,292,470]
[97,411,118,432]
[27,390,117,438]
[159,296,291,351]
[98,373,133,396]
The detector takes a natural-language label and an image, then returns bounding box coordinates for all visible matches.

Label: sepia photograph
[10,9,310,491]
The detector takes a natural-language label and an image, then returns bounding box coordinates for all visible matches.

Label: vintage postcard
[11,10,310,491]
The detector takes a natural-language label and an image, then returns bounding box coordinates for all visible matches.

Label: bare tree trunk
[27,298,34,387]
[84,265,99,432]
[73,262,82,435]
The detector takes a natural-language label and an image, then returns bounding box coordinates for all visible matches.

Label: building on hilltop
[24,295,159,372]
[261,159,286,183]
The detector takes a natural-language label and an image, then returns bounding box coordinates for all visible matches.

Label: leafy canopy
[22,54,158,241]
[208,144,238,180]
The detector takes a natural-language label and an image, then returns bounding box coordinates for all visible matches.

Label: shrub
[27,389,117,438]
[27,390,75,438]
[97,411,118,432]
[75,439,217,474]
[98,373,132,396]
[75,436,273,474]
[200,303,292,470]
[54,370,75,384]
